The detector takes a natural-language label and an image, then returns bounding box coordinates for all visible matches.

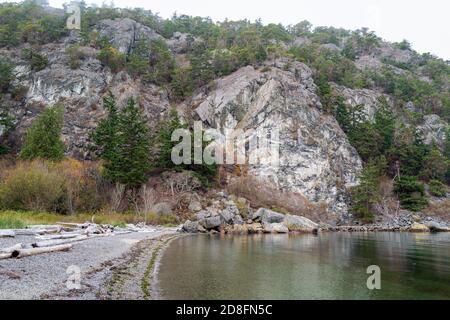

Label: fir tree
[20,106,65,161]
[394,176,428,212]
[90,92,120,179]
[351,162,380,222]
[113,98,151,189]
[92,95,151,190]
[373,97,395,155]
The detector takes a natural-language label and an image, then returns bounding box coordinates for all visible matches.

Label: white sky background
[3,0,450,59]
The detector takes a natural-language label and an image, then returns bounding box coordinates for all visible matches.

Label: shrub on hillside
[97,46,126,73]
[394,176,428,212]
[0,161,65,212]
[429,180,446,198]
[0,160,106,213]
[21,48,48,71]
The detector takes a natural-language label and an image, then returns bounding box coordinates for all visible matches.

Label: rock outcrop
[97,18,162,54]
[190,59,363,214]
[3,41,170,157]
[182,194,319,234]
[418,114,448,150]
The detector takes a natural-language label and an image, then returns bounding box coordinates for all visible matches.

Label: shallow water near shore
[156,232,450,300]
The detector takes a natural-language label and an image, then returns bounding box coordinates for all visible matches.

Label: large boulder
[220,202,239,224]
[409,222,430,233]
[182,220,199,233]
[252,208,285,224]
[425,221,450,232]
[263,222,289,234]
[200,216,222,230]
[188,199,202,212]
[282,214,318,233]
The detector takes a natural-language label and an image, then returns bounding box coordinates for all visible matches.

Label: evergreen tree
[0,105,14,154]
[20,106,65,161]
[113,98,151,189]
[351,162,380,222]
[373,97,395,155]
[153,109,217,186]
[392,128,429,177]
[90,93,121,179]
[420,146,448,182]
[153,108,187,170]
[394,176,428,212]
[92,96,151,189]
[0,57,13,93]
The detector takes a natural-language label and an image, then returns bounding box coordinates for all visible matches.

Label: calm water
[156,233,450,300]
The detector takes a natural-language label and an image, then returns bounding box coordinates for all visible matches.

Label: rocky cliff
[0,12,448,218]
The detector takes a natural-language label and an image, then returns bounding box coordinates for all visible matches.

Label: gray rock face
[332,84,394,122]
[378,42,415,65]
[252,208,285,223]
[4,42,170,157]
[232,215,244,225]
[188,199,202,212]
[182,220,199,233]
[283,214,318,232]
[97,18,162,54]
[191,62,362,214]
[200,216,222,229]
[418,114,448,150]
[219,201,240,224]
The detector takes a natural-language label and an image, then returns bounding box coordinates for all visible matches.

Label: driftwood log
[11,244,73,259]
[0,222,159,260]
[31,235,88,248]
[0,243,23,253]
[0,230,15,238]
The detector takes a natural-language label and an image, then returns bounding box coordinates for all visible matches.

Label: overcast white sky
[4,0,450,59]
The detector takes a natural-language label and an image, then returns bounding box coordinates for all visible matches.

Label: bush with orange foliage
[0,159,106,214]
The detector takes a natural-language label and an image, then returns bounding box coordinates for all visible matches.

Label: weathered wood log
[57,222,89,228]
[0,252,12,260]
[36,233,83,240]
[0,230,15,238]
[32,236,88,248]
[11,244,73,259]
[0,243,23,253]
[28,225,61,230]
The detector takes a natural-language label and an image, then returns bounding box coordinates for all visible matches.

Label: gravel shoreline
[0,228,177,300]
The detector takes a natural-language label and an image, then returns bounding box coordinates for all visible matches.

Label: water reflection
[156,233,450,300]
